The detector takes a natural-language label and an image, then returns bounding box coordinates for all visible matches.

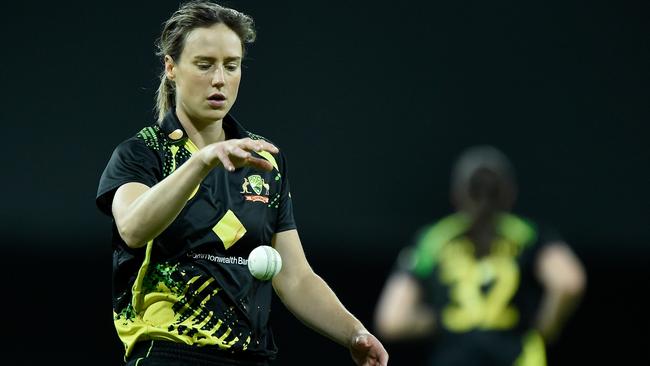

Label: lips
[207,93,226,108]
[208,93,226,101]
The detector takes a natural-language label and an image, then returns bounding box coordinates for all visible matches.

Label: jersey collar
[159,109,249,144]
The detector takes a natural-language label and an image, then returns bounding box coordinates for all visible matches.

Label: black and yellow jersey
[405,213,554,366]
[96,110,296,360]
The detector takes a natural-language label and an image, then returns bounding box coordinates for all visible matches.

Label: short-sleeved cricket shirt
[96,110,296,360]
[403,213,557,366]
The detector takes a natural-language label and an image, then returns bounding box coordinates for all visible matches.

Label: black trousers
[125,340,272,366]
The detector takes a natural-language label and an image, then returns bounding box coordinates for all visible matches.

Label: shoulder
[244,129,290,171]
[133,124,168,152]
[416,213,469,245]
[102,124,166,176]
[499,213,565,255]
[106,124,165,160]
[245,130,274,144]
[498,213,538,244]
[239,121,283,149]
[97,125,164,215]
[410,213,469,276]
[112,124,163,150]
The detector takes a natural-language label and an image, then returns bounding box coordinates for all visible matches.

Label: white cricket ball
[247,245,282,281]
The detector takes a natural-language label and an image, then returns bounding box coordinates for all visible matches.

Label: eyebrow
[193,56,242,62]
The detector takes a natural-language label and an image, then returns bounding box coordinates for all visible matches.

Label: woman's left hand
[349,331,389,366]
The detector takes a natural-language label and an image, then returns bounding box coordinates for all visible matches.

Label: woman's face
[166,22,243,125]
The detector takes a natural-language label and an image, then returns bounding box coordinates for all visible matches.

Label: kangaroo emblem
[241,177,251,194]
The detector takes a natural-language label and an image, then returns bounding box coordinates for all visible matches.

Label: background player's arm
[535,242,586,342]
[112,138,277,248]
[373,272,436,341]
[272,229,388,366]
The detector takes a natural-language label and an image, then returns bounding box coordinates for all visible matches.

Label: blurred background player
[374,145,586,365]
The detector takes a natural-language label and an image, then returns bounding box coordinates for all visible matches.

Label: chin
[202,109,228,122]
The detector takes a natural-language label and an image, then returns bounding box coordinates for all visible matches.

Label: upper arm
[536,242,587,296]
[96,137,161,216]
[271,229,313,296]
[112,182,151,230]
[274,152,296,232]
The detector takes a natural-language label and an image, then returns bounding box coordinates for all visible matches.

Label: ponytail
[155,72,175,122]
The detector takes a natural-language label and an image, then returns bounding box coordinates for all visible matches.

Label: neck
[175,108,226,149]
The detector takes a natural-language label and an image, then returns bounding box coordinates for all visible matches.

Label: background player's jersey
[406,213,551,366]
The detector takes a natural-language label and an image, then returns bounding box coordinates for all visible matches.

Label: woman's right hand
[112,138,280,248]
[199,137,279,172]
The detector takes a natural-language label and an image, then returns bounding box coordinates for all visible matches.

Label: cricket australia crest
[241,175,270,203]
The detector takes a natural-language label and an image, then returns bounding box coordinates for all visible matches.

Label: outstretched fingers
[202,138,279,172]
[246,156,274,171]
[240,138,279,155]
[214,148,236,172]
[226,145,252,160]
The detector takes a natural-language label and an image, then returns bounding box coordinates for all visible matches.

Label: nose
[212,65,225,87]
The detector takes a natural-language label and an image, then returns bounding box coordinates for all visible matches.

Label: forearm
[116,155,212,247]
[374,273,435,340]
[535,290,583,342]
[534,243,586,342]
[377,304,435,341]
[275,271,365,347]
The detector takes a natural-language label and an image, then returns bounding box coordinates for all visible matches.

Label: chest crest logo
[241,175,270,203]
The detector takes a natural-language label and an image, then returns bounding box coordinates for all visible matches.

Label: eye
[197,63,212,71]
[225,63,240,72]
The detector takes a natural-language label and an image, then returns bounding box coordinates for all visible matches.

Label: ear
[164,55,176,80]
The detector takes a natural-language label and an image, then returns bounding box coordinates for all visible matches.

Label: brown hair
[155,1,256,121]
[451,145,517,219]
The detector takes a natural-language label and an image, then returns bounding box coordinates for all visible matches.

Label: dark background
[1,0,648,364]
